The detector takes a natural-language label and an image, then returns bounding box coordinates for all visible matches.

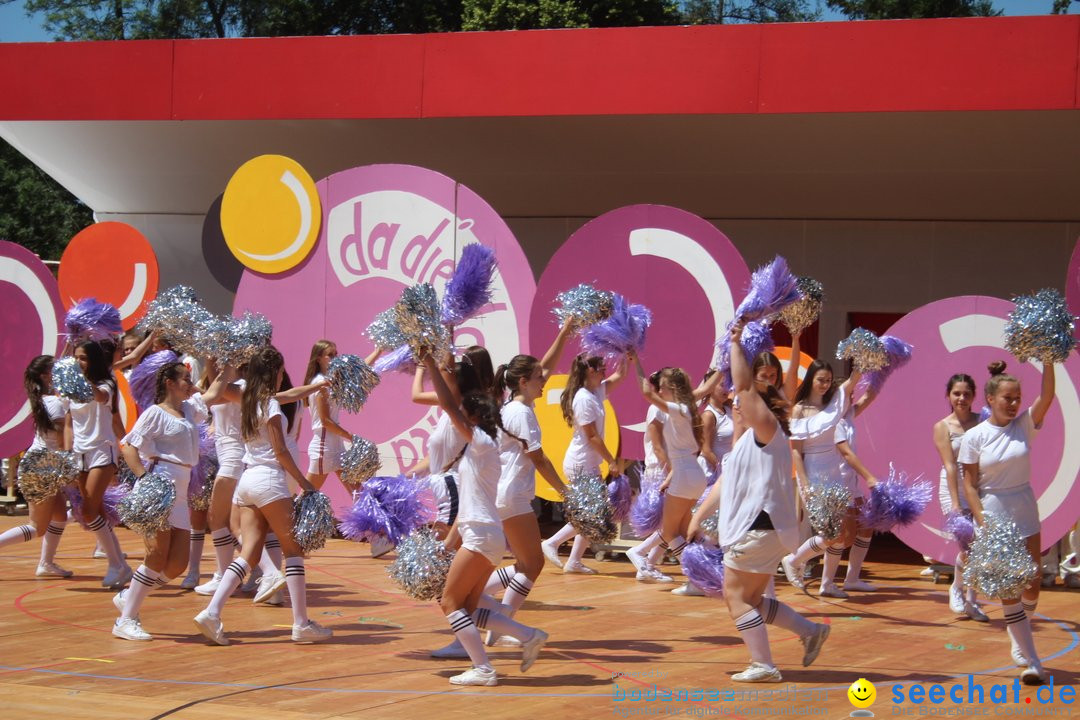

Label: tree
[826,0,1000,18]
[683,0,821,23]
[0,139,93,261]
[1052,0,1075,13]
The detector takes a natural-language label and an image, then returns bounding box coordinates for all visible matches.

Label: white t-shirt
[564,385,605,475]
[706,403,734,464]
[457,427,502,525]
[429,411,467,474]
[210,378,245,445]
[308,373,339,435]
[957,409,1038,493]
[30,396,69,452]
[497,400,543,504]
[123,394,208,467]
[657,402,698,460]
[69,382,117,453]
[242,398,286,468]
[643,404,664,470]
[718,418,798,551]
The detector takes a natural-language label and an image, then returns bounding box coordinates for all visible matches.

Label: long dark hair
[494,354,540,402]
[560,354,602,427]
[154,362,188,404]
[751,352,784,389]
[24,355,55,437]
[661,367,704,448]
[456,345,496,398]
[280,369,298,433]
[241,346,284,441]
[793,359,836,407]
[946,373,976,396]
[758,384,791,436]
[77,340,118,411]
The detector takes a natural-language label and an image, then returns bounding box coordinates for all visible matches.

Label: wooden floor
[1,515,1077,719]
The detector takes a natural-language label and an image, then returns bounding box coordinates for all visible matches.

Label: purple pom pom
[607,474,632,523]
[188,423,218,503]
[735,256,801,323]
[441,244,498,326]
[715,320,775,390]
[65,298,123,342]
[580,293,652,360]
[944,509,976,553]
[630,472,665,537]
[679,542,725,597]
[128,350,180,413]
[66,483,125,529]
[338,475,436,546]
[979,405,991,422]
[858,466,933,532]
[372,344,417,375]
[859,335,914,394]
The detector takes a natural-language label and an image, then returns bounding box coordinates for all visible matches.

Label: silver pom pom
[17,448,78,503]
[805,480,852,541]
[836,327,889,373]
[117,471,176,537]
[339,435,382,487]
[563,471,617,543]
[963,513,1039,600]
[291,491,336,553]
[394,283,451,361]
[188,459,218,512]
[1004,288,1078,364]
[51,357,93,402]
[366,308,408,350]
[200,311,273,367]
[325,354,381,414]
[553,283,615,327]
[138,285,214,356]
[116,455,139,488]
[696,508,719,545]
[779,276,824,335]
[386,527,455,600]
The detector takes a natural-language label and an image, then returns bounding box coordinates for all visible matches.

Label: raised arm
[1030,362,1056,428]
[783,331,801,401]
[540,320,575,381]
[275,378,329,404]
[730,321,778,446]
[602,356,628,392]
[853,386,879,418]
[364,346,384,367]
[411,365,438,406]
[422,353,471,442]
[112,330,158,371]
[632,352,671,413]
[692,368,723,402]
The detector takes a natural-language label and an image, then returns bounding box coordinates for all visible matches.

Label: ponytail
[24,355,55,437]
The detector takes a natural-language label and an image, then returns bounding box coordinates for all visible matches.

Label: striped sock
[265,533,284,567]
[734,608,773,667]
[1004,602,1041,668]
[87,516,124,568]
[447,609,491,669]
[1022,600,1038,619]
[502,572,534,615]
[0,524,37,549]
[822,544,844,585]
[666,535,687,559]
[792,536,826,565]
[284,557,307,626]
[207,557,248,617]
[39,521,66,565]
[210,528,236,577]
[844,536,872,582]
[484,565,516,596]
[188,531,205,577]
[472,603,535,643]
[759,596,817,637]
[122,565,161,620]
[567,534,589,565]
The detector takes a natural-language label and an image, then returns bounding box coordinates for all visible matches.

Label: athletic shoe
[1020,666,1046,686]
[732,662,782,683]
[449,667,497,686]
[194,574,222,596]
[36,562,73,578]
[627,548,648,574]
[563,562,597,575]
[948,584,966,614]
[965,602,989,623]
[369,535,394,558]
[781,555,805,590]
[842,579,877,592]
[102,564,133,590]
[193,609,229,646]
[112,617,151,641]
[292,620,332,643]
[180,571,201,590]
[818,582,849,599]
[252,570,286,604]
[671,582,705,596]
[94,547,127,560]
[495,635,521,647]
[265,588,284,606]
[800,623,830,667]
[1012,645,1029,668]
[431,639,470,659]
[520,629,548,672]
[635,568,672,584]
[112,589,127,613]
[540,541,563,569]
[919,566,935,576]
[240,567,262,593]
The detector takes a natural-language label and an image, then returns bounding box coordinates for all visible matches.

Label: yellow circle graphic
[533,374,620,502]
[847,678,876,709]
[220,155,321,274]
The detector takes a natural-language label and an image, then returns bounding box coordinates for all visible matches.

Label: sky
[0,0,1066,42]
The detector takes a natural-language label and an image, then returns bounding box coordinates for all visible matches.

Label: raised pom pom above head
[442,243,498,326]
[395,283,451,362]
[735,255,801,323]
[579,293,652,360]
[1004,288,1077,364]
[65,298,123,343]
[325,355,380,414]
[836,328,889,373]
[779,277,824,335]
[553,283,615,328]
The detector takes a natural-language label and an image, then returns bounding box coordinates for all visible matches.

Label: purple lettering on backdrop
[0,241,65,457]
[1067,236,1080,321]
[528,205,751,460]
[856,296,1080,560]
[233,164,535,514]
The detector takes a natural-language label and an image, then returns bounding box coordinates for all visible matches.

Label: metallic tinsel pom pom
[1004,288,1078,364]
[394,283,451,361]
[52,356,93,402]
[386,527,455,600]
[339,435,382,487]
[563,471,617,543]
[325,354,381,414]
[116,455,139,487]
[779,276,824,335]
[805,480,852,541]
[117,471,176,537]
[366,308,408,350]
[836,327,889,373]
[188,425,218,512]
[138,285,214,356]
[553,283,615,327]
[17,448,78,503]
[696,508,719,545]
[200,311,273,367]
[291,491,336,553]
[962,512,1039,600]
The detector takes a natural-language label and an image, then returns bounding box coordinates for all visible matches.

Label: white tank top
[705,404,734,465]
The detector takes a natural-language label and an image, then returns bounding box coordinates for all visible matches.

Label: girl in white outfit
[303,340,354,490]
[959,360,1055,686]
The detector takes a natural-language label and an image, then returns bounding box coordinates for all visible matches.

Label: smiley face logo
[848,678,876,709]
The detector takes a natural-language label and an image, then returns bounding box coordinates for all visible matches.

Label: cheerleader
[958,361,1055,685]
[65,340,132,588]
[194,347,332,645]
[931,372,986,620]
[779,359,860,598]
[690,321,829,683]
[422,351,549,687]
[112,362,211,640]
[0,356,73,577]
[828,393,880,592]
[303,340,355,491]
[541,353,626,574]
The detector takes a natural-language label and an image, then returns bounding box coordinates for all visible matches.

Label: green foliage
[0,139,92,261]
[683,0,821,23]
[825,0,1001,19]
[1052,0,1074,13]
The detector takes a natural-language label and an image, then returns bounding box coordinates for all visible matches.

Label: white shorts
[307,430,344,475]
[723,529,787,575]
[215,437,245,481]
[981,484,1040,539]
[426,472,459,526]
[77,444,116,472]
[459,522,506,566]
[234,464,292,508]
[497,476,536,521]
[938,469,970,514]
[666,455,707,500]
[145,460,191,531]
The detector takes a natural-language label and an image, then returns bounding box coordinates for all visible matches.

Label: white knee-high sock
[472,604,536,643]
[734,608,773,667]
[210,528,236,577]
[822,544,844,584]
[791,536,826,565]
[484,565,516,596]
[567,534,589,565]
[447,609,492,670]
[188,531,205,576]
[546,523,577,548]
[845,535,872,582]
[764,575,776,599]
[207,557,248,617]
[1004,602,1041,668]
[121,565,161,620]
[0,523,37,549]
[759,597,817,637]
[1022,599,1038,619]
[87,515,125,568]
[502,572,534,615]
[265,533,284,566]
[630,531,662,559]
[259,548,280,576]
[39,521,66,565]
[284,557,307,625]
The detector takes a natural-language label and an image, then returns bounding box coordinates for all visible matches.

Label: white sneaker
[36,562,73,578]
[193,609,229,646]
[112,589,127,613]
[520,629,548,672]
[781,555,805,590]
[732,662,782,683]
[563,562,597,575]
[449,666,497,686]
[265,588,284,606]
[672,582,705,596]
[800,623,830,667]
[253,570,286,604]
[1020,666,1046,686]
[431,638,470,658]
[94,546,127,560]
[818,582,849,599]
[180,571,201,590]
[920,566,935,576]
[965,602,989,623]
[369,535,394,558]
[102,565,133,590]
[495,635,521,647]
[635,567,672,584]
[240,567,262,593]
[112,617,151,641]
[292,620,333,643]
[540,542,563,569]
[948,584,965,614]
[1012,645,1029,668]
[842,579,878,592]
[194,574,222,596]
